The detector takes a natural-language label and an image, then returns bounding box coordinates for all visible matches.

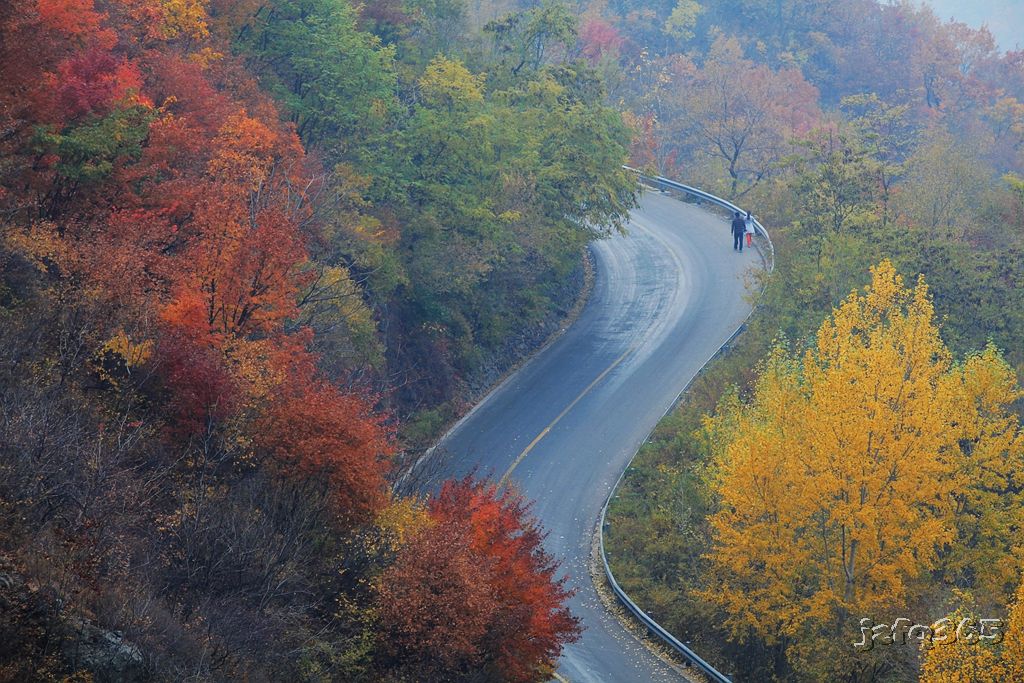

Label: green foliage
[34,104,155,185]
[483,0,577,82]
[238,2,636,419]
[241,0,397,160]
[663,0,702,42]
[790,132,878,234]
[399,0,470,67]
[372,53,634,407]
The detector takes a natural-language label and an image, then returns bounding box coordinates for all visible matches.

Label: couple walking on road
[731,211,755,252]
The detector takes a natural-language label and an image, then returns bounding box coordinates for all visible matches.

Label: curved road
[429,191,759,681]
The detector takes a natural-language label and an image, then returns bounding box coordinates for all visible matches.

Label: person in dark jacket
[731,212,746,252]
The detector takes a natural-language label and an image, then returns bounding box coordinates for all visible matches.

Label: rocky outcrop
[0,562,146,682]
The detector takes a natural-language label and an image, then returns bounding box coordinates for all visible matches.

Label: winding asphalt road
[429,190,759,681]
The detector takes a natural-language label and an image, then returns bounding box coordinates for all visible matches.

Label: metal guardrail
[622,166,775,273]
[598,481,733,683]
[596,169,778,682]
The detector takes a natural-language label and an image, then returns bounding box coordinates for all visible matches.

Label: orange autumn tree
[153,109,393,516]
[162,111,311,342]
[1,0,394,523]
[255,368,391,525]
[0,0,586,678]
[376,478,581,682]
[701,261,1024,678]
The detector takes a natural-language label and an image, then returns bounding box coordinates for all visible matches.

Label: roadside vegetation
[4,1,1023,681]
[0,1,633,680]
[602,1,1024,681]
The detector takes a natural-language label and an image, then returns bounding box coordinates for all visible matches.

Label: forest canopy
[0,1,634,680]
[593,0,1024,681]
[3,0,1024,681]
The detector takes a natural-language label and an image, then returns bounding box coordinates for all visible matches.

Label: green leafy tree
[663,0,702,43]
[894,130,989,242]
[841,93,917,227]
[483,0,577,81]
[242,0,397,160]
[33,103,156,216]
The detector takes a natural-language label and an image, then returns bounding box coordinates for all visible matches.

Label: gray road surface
[430,191,758,682]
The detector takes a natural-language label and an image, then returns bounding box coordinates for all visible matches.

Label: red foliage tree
[579,17,623,65]
[158,323,240,432]
[255,373,392,526]
[378,478,581,681]
[164,112,312,339]
[51,48,146,121]
[36,0,115,47]
[376,518,495,678]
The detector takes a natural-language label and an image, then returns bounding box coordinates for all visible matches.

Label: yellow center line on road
[496,345,636,489]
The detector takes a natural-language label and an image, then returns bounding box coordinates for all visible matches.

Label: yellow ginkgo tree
[919,579,1024,683]
[701,260,1024,677]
